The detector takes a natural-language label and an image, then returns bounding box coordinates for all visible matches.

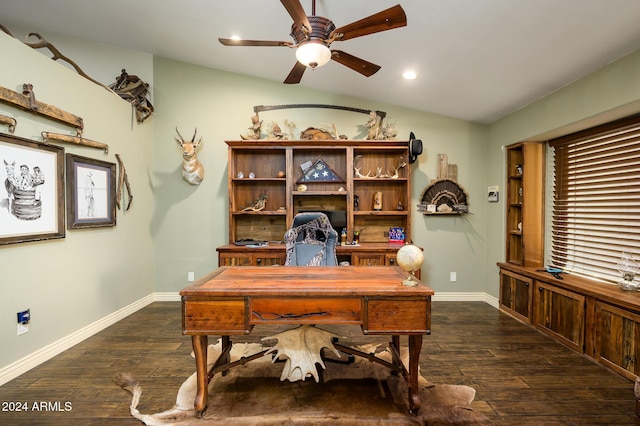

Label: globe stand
[402,270,419,287]
[396,244,424,287]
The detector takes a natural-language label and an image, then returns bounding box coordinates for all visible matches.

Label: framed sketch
[0,133,65,245]
[66,153,116,229]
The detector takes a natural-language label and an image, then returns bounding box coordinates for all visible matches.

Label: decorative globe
[396,244,424,286]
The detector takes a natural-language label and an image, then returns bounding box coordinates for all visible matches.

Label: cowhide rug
[115,341,493,425]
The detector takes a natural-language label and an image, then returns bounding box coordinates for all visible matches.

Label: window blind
[549,114,640,284]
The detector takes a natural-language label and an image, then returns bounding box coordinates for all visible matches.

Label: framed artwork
[66,153,116,229]
[0,133,65,245]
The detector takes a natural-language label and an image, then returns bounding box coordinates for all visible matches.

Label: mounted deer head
[175,127,204,185]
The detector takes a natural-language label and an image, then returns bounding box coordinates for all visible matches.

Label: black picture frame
[0,133,65,245]
[66,153,116,229]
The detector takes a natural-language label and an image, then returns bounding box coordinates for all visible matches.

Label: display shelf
[504,141,545,267]
[222,139,415,261]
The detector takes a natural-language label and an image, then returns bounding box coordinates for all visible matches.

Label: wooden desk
[180,266,434,416]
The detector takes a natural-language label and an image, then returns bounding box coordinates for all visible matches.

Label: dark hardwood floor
[0,301,635,425]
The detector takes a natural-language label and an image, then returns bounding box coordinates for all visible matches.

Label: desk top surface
[180,266,434,298]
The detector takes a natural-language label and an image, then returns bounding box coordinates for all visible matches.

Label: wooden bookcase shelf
[219,139,417,268]
[504,141,545,267]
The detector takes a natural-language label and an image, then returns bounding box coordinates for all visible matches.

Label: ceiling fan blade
[284,61,307,84]
[331,50,381,77]
[330,4,407,42]
[219,38,292,47]
[280,0,312,33]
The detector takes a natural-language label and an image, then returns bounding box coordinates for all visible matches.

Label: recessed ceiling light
[230,34,242,41]
[403,70,417,80]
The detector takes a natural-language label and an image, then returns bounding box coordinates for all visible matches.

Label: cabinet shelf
[233,178,286,182]
[354,178,409,182]
[293,191,348,196]
[232,211,286,216]
[354,210,408,215]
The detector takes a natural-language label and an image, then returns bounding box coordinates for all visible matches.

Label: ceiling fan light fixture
[403,70,417,80]
[296,41,331,69]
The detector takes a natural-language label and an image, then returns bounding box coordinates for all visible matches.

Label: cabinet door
[255,254,286,266]
[219,252,252,267]
[533,281,585,352]
[594,301,640,380]
[352,253,386,266]
[499,269,533,323]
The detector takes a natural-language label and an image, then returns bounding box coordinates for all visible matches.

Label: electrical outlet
[17,309,30,335]
[188,271,195,282]
[450,272,457,282]
[17,323,29,335]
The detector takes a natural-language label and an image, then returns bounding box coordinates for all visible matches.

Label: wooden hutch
[216,139,416,268]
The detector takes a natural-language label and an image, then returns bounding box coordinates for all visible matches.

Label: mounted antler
[389,156,407,179]
[175,127,204,185]
[353,155,371,178]
[262,325,342,382]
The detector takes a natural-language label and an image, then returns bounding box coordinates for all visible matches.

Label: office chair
[282,212,352,371]
[284,212,338,266]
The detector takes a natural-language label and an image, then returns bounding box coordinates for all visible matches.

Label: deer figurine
[175,127,204,185]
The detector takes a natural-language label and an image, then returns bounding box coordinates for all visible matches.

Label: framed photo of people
[0,133,65,245]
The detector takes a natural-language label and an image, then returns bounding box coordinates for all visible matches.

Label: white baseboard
[154,292,182,302]
[0,294,154,386]
[433,292,499,308]
[0,291,497,386]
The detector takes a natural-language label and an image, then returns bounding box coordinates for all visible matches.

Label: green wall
[151,57,489,294]
[0,33,156,371]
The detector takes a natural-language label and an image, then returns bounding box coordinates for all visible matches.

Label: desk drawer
[183,300,246,334]
[365,298,430,333]
[250,297,362,324]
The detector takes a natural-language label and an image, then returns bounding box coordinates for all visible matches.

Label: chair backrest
[284,212,338,266]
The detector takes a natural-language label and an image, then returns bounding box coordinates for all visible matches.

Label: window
[548,114,640,284]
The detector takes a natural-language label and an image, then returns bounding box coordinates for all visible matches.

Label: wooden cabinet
[498,263,640,381]
[220,140,416,265]
[505,142,545,267]
[499,269,533,323]
[352,252,386,266]
[593,301,640,380]
[533,281,585,352]
[218,244,287,267]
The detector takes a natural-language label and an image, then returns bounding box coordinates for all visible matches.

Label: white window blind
[549,114,640,284]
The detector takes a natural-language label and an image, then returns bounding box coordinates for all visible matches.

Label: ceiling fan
[218,0,407,84]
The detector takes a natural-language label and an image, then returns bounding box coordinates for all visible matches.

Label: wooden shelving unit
[504,141,545,267]
[218,139,416,267]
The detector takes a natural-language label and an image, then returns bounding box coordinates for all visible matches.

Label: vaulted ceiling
[2,0,640,123]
